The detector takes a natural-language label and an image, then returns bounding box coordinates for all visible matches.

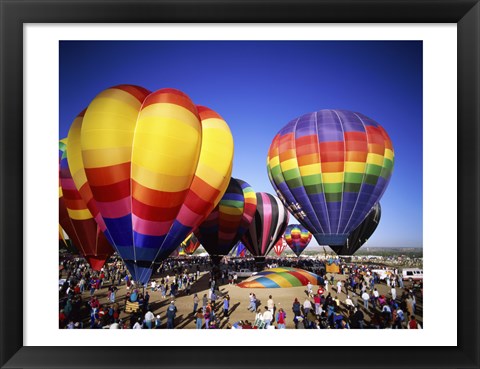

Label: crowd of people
[58,254,422,329]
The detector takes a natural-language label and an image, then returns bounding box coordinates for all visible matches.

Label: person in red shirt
[59,309,67,328]
[314,294,321,315]
[408,315,422,329]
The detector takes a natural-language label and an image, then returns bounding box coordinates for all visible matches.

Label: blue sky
[59,41,422,248]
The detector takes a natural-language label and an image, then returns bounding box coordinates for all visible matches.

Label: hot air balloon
[284,224,312,257]
[181,233,201,255]
[240,192,289,269]
[330,202,381,255]
[273,238,287,257]
[236,242,247,258]
[194,178,257,262]
[59,140,114,270]
[73,86,233,284]
[267,109,394,248]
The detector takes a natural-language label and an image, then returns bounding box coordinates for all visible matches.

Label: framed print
[0,1,479,369]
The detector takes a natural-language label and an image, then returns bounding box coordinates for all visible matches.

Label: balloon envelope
[267,109,394,246]
[76,86,234,283]
[59,140,114,270]
[273,238,287,256]
[194,178,257,256]
[330,202,381,255]
[284,224,312,257]
[181,233,201,255]
[240,192,289,258]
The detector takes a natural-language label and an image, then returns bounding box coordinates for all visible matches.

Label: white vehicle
[402,268,423,281]
[371,269,392,280]
[236,269,257,278]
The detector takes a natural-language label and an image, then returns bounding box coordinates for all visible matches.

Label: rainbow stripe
[267,109,394,246]
[195,178,257,256]
[238,267,323,288]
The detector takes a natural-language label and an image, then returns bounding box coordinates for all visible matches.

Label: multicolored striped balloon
[76,86,233,283]
[273,238,287,256]
[240,192,289,258]
[267,109,394,246]
[284,224,312,257]
[237,267,323,288]
[194,178,257,256]
[59,140,114,270]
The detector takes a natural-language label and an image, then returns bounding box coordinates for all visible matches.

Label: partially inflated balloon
[284,224,312,257]
[78,86,233,283]
[194,178,257,256]
[59,141,114,270]
[330,202,381,255]
[273,238,287,256]
[267,109,393,246]
[181,233,201,255]
[240,192,289,259]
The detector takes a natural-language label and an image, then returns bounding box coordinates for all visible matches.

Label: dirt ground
[82,269,423,329]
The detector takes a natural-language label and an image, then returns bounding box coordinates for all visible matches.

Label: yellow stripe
[366,153,385,166]
[269,155,280,168]
[213,162,233,205]
[81,90,141,151]
[67,115,89,190]
[131,163,193,192]
[384,148,394,161]
[322,172,344,183]
[139,103,201,133]
[298,163,322,176]
[82,147,132,168]
[266,273,293,287]
[345,161,366,173]
[132,130,200,177]
[67,208,92,220]
[59,187,63,198]
[280,158,298,172]
[193,116,233,195]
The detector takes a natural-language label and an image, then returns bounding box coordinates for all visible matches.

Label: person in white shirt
[306,282,313,297]
[345,295,355,309]
[144,310,155,329]
[361,291,370,310]
[324,279,329,292]
[262,306,273,328]
[133,318,142,329]
[267,295,275,314]
[337,280,342,295]
[391,286,397,300]
[303,298,312,315]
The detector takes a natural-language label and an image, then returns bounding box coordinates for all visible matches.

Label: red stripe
[90,179,130,202]
[197,106,223,120]
[113,84,151,103]
[132,197,181,222]
[85,162,130,187]
[133,181,189,208]
[141,88,198,118]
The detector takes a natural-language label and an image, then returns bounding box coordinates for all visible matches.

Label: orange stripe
[141,88,199,118]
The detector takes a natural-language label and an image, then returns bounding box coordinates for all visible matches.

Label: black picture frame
[1,1,478,368]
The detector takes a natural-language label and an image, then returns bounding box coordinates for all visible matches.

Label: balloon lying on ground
[194,178,257,257]
[66,85,234,283]
[284,224,312,257]
[267,109,394,247]
[273,237,287,256]
[240,192,289,261]
[329,202,381,256]
[59,140,114,270]
[237,267,323,288]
